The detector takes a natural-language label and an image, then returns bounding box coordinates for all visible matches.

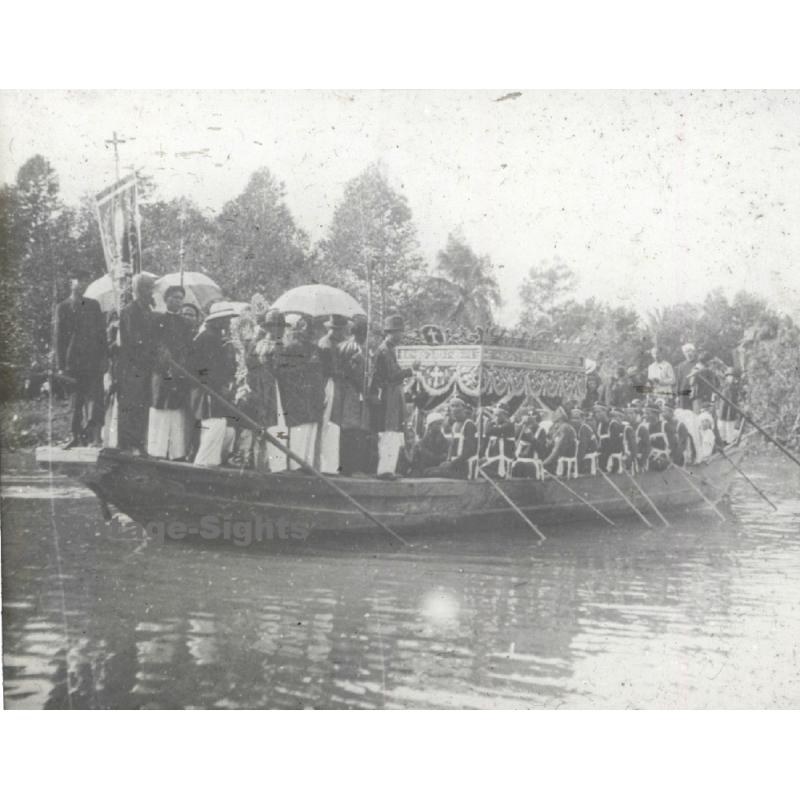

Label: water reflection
[3,456,800,709]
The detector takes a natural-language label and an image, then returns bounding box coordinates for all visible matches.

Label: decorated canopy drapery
[396,344,586,411]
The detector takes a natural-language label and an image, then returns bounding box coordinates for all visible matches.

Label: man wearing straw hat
[370,315,419,478]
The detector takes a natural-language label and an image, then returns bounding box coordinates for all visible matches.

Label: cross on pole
[105,131,126,182]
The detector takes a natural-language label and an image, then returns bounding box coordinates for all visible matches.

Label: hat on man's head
[449,397,468,410]
[326,314,349,329]
[569,408,583,420]
[163,284,186,300]
[260,308,289,329]
[609,407,624,418]
[426,413,445,427]
[682,343,696,354]
[67,266,92,280]
[205,301,242,324]
[593,403,609,413]
[383,315,405,333]
[626,366,638,377]
[644,402,661,413]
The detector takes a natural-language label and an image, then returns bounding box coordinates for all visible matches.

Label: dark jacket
[189,327,237,420]
[338,337,369,431]
[151,312,193,410]
[318,331,345,426]
[370,339,413,433]
[54,296,108,376]
[274,333,325,427]
[543,421,577,468]
[675,358,697,410]
[483,419,516,458]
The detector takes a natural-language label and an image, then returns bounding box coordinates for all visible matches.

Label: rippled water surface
[3,453,799,709]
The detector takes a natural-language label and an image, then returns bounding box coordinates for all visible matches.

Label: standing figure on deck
[675,343,699,456]
[647,346,675,399]
[248,309,290,472]
[274,315,326,471]
[118,273,156,453]
[54,267,108,448]
[370,315,420,479]
[581,373,603,411]
[190,303,240,467]
[338,316,371,476]
[317,314,349,474]
[147,285,193,460]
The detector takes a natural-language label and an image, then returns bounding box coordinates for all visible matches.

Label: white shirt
[647,360,676,394]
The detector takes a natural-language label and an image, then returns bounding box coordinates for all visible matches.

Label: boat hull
[35,446,746,537]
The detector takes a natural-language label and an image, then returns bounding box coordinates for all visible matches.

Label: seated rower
[409,413,449,475]
[423,398,478,479]
[659,403,692,467]
[481,401,516,476]
[569,407,599,475]
[542,406,577,475]
[633,404,652,472]
[621,407,639,472]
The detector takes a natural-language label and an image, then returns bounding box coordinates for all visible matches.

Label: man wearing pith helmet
[369,315,420,478]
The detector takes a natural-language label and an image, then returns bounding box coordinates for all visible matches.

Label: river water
[2,452,799,709]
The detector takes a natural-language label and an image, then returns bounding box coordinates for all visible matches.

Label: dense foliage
[1,154,797,449]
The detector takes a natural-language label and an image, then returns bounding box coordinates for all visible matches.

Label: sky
[2,89,800,325]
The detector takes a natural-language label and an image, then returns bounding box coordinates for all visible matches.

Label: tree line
[1,153,798,447]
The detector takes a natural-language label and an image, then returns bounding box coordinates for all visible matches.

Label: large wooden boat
[34,443,745,539]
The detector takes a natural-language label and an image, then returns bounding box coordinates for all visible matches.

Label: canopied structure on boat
[396,324,586,413]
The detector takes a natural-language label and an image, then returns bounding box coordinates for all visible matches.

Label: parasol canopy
[85,272,157,314]
[272,284,366,319]
[154,272,223,314]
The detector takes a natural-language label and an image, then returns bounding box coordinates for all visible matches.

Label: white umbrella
[272,284,366,319]
[154,271,223,314]
[85,272,158,314]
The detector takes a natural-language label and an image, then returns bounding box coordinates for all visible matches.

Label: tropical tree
[518,256,578,328]
[427,231,501,329]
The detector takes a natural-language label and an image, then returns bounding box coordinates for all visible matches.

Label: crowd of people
[54,267,740,482]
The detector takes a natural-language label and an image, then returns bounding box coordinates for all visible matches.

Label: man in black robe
[370,315,419,478]
[54,267,108,447]
[147,284,194,459]
[118,273,156,453]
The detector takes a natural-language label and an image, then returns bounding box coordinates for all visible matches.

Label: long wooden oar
[168,358,411,548]
[622,468,670,527]
[597,469,654,528]
[697,374,800,473]
[718,448,778,511]
[479,467,546,542]
[672,463,726,522]
[544,470,616,526]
